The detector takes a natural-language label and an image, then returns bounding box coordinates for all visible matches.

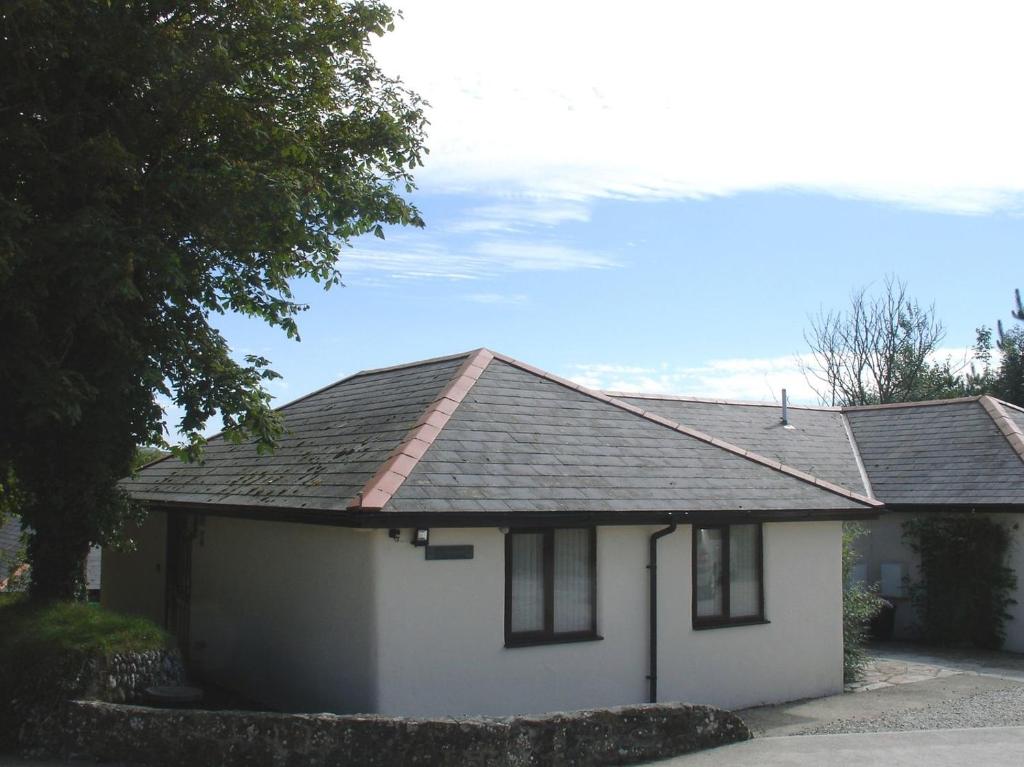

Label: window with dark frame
[692,523,765,629]
[504,527,598,647]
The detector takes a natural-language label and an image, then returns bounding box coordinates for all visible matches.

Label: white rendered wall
[856,512,920,639]
[101,511,167,627]
[372,522,845,716]
[992,514,1024,653]
[659,521,844,710]
[188,516,378,713]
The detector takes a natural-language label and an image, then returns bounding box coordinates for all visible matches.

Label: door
[165,513,196,658]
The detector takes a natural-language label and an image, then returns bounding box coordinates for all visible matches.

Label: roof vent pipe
[781,388,789,425]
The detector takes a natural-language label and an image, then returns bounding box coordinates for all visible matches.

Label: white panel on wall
[880,562,905,597]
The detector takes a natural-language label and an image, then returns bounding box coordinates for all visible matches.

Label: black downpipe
[647,520,678,704]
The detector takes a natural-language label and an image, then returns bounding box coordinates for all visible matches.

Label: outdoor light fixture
[388,528,401,542]
[413,528,430,547]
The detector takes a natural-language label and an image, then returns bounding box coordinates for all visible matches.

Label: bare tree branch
[800,277,946,406]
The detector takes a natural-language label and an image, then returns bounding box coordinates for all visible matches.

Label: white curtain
[553,529,593,632]
[729,524,760,617]
[695,528,724,618]
[510,533,544,632]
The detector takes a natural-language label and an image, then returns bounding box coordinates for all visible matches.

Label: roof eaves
[492,352,882,509]
[979,395,1024,465]
[348,348,495,511]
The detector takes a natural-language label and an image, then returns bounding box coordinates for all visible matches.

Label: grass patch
[0,593,170,660]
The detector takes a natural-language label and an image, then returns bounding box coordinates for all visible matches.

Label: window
[692,523,765,629]
[505,528,598,646]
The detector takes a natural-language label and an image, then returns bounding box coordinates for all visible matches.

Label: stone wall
[64,700,751,767]
[1,649,184,755]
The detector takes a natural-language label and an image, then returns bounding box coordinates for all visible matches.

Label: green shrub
[843,524,888,682]
[0,594,169,657]
[0,596,171,749]
[903,515,1017,648]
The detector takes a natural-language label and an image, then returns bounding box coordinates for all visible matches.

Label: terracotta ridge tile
[979,396,1024,465]
[348,348,495,511]
[490,352,881,508]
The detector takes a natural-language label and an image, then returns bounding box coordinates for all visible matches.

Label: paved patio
[844,654,961,693]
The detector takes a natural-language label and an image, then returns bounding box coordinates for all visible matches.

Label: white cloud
[340,237,616,280]
[464,292,529,304]
[447,200,591,234]
[569,345,983,404]
[377,1,1024,214]
[568,355,818,403]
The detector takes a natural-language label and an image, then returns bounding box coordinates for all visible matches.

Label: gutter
[647,519,678,703]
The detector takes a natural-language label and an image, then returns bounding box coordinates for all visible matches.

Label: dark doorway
[165,513,197,658]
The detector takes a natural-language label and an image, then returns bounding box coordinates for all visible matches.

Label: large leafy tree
[0,0,427,600]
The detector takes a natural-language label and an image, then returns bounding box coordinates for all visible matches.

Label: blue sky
[193,1,1024,434]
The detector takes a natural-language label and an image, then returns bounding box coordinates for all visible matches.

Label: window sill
[692,618,770,631]
[505,633,604,649]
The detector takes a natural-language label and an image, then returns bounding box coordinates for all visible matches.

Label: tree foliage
[969,290,1024,407]
[903,515,1017,649]
[842,523,887,683]
[803,276,968,406]
[0,0,427,599]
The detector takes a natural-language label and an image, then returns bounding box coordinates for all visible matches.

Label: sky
[201,1,1024,433]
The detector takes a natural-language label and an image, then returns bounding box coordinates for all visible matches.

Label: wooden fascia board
[141,499,881,529]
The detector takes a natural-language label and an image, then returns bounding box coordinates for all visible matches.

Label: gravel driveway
[804,685,1024,734]
[740,644,1024,737]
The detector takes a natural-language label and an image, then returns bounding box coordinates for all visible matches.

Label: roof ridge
[841,396,982,412]
[349,349,495,510]
[607,391,837,411]
[978,395,1024,465]
[490,353,880,509]
[840,412,875,500]
[995,398,1024,414]
[344,350,482,381]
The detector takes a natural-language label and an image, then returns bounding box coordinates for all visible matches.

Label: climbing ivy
[902,515,1017,649]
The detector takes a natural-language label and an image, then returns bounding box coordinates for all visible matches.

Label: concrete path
[656,726,1024,766]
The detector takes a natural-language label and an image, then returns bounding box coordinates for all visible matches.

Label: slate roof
[0,518,22,578]
[0,517,101,590]
[124,349,877,519]
[618,393,1024,507]
[125,354,468,511]
[387,358,868,513]
[613,396,868,496]
[844,398,1024,505]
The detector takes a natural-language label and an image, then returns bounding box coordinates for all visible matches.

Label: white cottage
[105,349,878,716]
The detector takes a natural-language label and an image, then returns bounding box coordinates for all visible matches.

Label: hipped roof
[614,393,1024,508]
[124,349,878,524]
